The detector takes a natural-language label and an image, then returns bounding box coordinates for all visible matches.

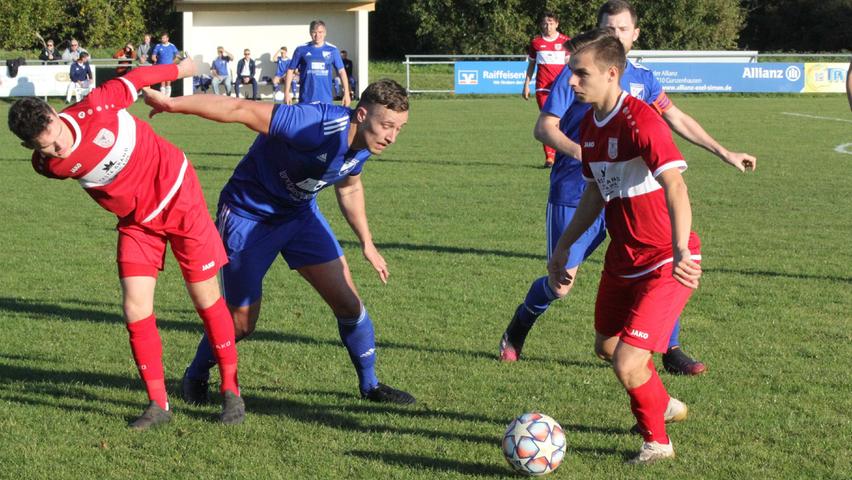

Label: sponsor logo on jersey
[295,177,328,192]
[322,51,331,58]
[584,141,595,148]
[201,260,215,271]
[608,137,618,159]
[93,128,116,149]
[629,82,645,99]
[339,158,359,175]
[629,328,649,339]
[70,163,82,173]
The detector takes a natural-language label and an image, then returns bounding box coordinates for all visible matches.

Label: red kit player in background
[548,29,702,464]
[522,11,570,167]
[7,58,245,430]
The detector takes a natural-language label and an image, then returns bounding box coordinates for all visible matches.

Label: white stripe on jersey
[58,112,83,156]
[118,77,138,102]
[589,156,666,202]
[78,109,136,188]
[619,254,702,279]
[142,155,188,224]
[536,50,566,65]
[323,116,348,135]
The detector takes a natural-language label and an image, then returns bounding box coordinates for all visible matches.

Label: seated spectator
[61,39,87,63]
[334,49,357,100]
[211,46,233,96]
[39,39,61,64]
[137,34,153,65]
[113,42,135,75]
[235,48,258,100]
[66,52,93,103]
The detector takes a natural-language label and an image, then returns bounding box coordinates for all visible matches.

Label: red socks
[126,315,168,409]
[196,298,240,396]
[626,360,670,444]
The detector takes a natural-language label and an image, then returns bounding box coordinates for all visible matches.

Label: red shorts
[594,262,696,353]
[535,91,549,110]
[116,164,227,283]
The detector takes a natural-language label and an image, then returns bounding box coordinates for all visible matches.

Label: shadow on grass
[0,297,602,369]
[346,450,510,477]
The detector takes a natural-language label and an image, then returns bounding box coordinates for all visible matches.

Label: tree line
[2,0,848,57]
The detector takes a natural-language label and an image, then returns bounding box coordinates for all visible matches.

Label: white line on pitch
[781,112,852,124]
[835,143,852,155]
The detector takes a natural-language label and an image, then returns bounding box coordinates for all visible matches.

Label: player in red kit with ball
[548,29,701,464]
[522,11,570,167]
[7,58,245,430]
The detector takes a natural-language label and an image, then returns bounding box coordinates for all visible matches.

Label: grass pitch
[0,93,850,479]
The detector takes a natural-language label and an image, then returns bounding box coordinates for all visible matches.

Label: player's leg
[535,92,556,166]
[181,204,277,405]
[663,318,706,376]
[288,208,414,404]
[499,203,605,361]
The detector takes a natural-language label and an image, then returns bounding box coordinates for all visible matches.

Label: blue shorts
[545,202,606,269]
[216,203,344,306]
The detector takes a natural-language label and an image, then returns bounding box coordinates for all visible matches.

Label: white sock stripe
[337,304,366,326]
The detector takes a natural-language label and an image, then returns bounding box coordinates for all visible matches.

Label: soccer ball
[502,412,566,476]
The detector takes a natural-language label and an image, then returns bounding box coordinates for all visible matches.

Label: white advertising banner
[0,65,94,97]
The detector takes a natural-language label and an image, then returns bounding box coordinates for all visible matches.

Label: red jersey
[527,33,570,92]
[32,64,186,224]
[580,92,700,278]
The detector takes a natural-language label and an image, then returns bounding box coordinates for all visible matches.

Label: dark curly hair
[357,79,409,113]
[8,97,54,145]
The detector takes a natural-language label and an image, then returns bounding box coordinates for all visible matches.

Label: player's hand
[363,242,389,284]
[284,90,294,105]
[175,56,197,80]
[722,151,757,172]
[142,87,171,118]
[522,84,530,101]
[672,248,701,289]
[547,250,572,288]
[341,91,351,107]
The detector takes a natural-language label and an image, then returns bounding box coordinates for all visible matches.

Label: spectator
[211,46,233,96]
[235,48,258,100]
[272,46,289,96]
[61,39,88,63]
[113,42,135,75]
[66,52,92,103]
[137,34,153,65]
[39,39,62,64]
[151,33,179,96]
[335,49,357,100]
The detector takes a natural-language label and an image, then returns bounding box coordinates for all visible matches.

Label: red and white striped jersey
[32,64,186,224]
[580,92,701,278]
[527,33,570,93]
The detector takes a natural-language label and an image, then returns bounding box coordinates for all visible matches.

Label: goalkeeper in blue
[144,79,415,405]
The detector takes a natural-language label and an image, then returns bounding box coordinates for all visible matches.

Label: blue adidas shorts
[545,202,607,269]
[216,204,344,306]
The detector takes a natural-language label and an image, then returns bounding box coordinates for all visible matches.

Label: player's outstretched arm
[657,168,701,289]
[144,87,274,135]
[335,174,388,284]
[534,112,582,160]
[547,183,604,288]
[662,105,756,172]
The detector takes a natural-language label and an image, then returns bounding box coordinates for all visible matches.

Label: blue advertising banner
[644,62,805,93]
[455,61,531,94]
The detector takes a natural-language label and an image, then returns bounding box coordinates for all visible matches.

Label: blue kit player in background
[284,20,351,106]
[144,79,415,405]
[500,0,757,375]
[152,33,180,97]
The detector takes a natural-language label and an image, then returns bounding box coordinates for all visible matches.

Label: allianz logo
[742,66,801,82]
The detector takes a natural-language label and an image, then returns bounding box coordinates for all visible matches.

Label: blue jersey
[543,60,671,206]
[69,61,91,82]
[220,103,371,221]
[152,43,179,65]
[288,42,344,103]
[275,57,288,77]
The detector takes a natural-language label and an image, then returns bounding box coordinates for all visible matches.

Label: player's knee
[550,281,573,299]
[231,306,257,340]
[122,299,153,322]
[333,300,362,320]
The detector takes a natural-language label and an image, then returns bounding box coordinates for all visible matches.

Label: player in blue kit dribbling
[144,78,414,405]
[500,0,757,374]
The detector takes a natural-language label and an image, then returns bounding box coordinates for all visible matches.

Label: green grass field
[0,93,850,479]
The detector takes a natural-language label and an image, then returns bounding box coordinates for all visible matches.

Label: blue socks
[668,318,681,350]
[338,305,379,394]
[518,276,559,326]
[185,332,217,381]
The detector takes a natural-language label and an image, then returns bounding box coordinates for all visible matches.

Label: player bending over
[548,29,701,464]
[144,79,415,405]
[501,0,756,376]
[7,58,244,430]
